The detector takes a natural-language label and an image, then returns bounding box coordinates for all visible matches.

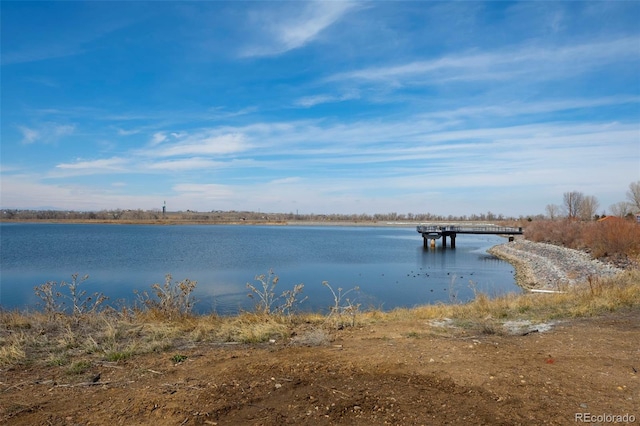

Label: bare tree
[627,181,640,212]
[609,201,632,217]
[563,191,584,219]
[579,195,599,221]
[545,204,561,220]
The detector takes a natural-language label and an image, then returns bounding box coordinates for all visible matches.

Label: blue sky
[1,1,639,217]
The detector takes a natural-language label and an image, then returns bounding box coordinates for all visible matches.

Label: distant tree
[545,204,561,220]
[579,195,599,221]
[563,191,584,219]
[609,201,632,217]
[627,181,640,212]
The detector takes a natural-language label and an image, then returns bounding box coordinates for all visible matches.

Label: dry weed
[526,218,640,259]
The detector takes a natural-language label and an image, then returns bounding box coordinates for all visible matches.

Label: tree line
[3,181,638,223]
[2,208,528,223]
[545,181,640,220]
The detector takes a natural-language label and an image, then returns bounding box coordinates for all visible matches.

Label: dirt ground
[1,309,638,426]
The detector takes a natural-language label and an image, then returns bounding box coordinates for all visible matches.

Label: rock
[489,239,623,290]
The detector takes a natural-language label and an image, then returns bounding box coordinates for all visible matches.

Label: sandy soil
[1,309,638,425]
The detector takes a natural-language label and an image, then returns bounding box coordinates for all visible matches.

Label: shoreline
[0,219,419,227]
[488,243,538,290]
[0,219,521,228]
[6,219,625,295]
[488,238,623,291]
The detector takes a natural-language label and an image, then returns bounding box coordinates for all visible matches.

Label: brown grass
[2,218,637,367]
[2,270,638,368]
[389,273,627,320]
[525,218,640,259]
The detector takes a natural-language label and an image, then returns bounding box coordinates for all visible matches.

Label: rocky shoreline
[488,238,623,291]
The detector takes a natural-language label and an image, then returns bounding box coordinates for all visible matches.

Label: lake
[0,223,521,314]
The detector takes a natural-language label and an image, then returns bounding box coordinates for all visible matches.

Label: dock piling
[417,224,522,249]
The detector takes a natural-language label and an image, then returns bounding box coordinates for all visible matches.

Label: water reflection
[0,224,521,314]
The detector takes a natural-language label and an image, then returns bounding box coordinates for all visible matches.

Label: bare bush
[525,218,640,260]
[582,219,640,259]
[246,269,307,316]
[323,281,361,329]
[34,274,108,318]
[135,274,197,320]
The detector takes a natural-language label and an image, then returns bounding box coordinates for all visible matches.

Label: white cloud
[0,176,158,210]
[146,158,224,171]
[240,1,356,57]
[54,157,129,177]
[48,130,254,177]
[4,2,638,217]
[116,128,142,136]
[295,91,360,108]
[415,96,640,121]
[329,37,640,86]
[18,123,75,144]
[18,126,40,144]
[150,132,168,145]
[268,177,302,185]
[56,157,128,170]
[151,132,250,157]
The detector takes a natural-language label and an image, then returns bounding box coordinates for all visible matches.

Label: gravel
[488,238,623,291]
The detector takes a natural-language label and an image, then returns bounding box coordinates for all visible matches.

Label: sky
[1,1,639,217]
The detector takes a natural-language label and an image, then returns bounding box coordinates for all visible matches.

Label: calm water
[0,223,521,314]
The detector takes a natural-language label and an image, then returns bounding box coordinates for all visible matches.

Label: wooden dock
[417,224,523,248]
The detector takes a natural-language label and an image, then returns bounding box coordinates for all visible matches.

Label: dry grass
[379,270,640,327]
[2,270,638,368]
[3,220,637,367]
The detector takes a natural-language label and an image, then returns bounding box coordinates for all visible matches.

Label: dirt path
[2,309,638,425]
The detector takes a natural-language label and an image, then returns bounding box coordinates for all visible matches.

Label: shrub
[323,281,361,329]
[34,274,108,318]
[582,219,640,258]
[135,274,197,320]
[171,354,188,363]
[525,218,640,260]
[246,269,307,316]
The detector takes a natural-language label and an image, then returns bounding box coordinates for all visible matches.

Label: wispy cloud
[415,96,640,121]
[2,44,88,66]
[18,123,75,145]
[149,132,251,157]
[116,128,142,136]
[172,183,234,200]
[329,37,640,86]
[146,158,225,171]
[18,126,40,144]
[240,1,356,57]
[295,91,360,108]
[49,129,254,177]
[55,157,128,173]
[3,2,638,215]
[0,175,166,210]
[150,132,168,146]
